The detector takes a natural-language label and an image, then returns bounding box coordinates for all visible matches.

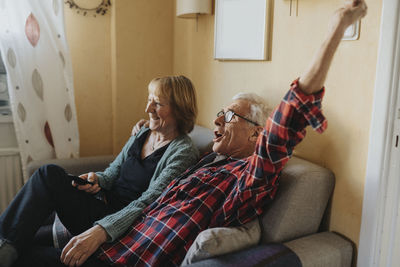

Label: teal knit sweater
[94,127,199,241]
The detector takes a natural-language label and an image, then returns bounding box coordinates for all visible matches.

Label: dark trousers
[0,164,117,256]
[12,246,110,267]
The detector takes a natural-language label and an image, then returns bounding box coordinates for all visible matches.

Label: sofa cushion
[181,219,260,266]
[261,157,335,243]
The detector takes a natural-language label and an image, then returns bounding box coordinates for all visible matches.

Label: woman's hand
[60,225,108,267]
[72,172,101,194]
[131,119,149,136]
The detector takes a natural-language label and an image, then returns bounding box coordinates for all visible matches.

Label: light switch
[343,20,360,41]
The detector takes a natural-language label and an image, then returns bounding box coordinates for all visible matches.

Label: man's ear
[249,126,263,142]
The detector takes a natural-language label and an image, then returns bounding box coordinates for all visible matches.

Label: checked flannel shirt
[98,80,327,267]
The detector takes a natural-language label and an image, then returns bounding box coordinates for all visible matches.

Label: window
[0,54,10,115]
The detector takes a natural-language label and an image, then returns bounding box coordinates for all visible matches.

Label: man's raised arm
[298,0,367,95]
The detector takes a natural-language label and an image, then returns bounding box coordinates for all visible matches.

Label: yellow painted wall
[65,7,113,157]
[110,0,174,153]
[173,0,382,247]
[65,0,174,156]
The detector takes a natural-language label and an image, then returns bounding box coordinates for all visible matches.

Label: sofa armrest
[185,231,353,267]
[26,155,115,177]
[284,231,353,267]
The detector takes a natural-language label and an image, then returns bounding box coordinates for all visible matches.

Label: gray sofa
[27,125,353,267]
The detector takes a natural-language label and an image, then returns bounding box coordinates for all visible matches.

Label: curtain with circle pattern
[0,0,79,181]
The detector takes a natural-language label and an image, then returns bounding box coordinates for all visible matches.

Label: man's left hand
[60,225,108,267]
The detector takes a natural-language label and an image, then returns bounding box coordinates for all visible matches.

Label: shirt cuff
[286,79,328,133]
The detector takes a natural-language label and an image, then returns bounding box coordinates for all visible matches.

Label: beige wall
[65,7,112,157]
[173,0,382,247]
[110,0,174,153]
[65,0,174,156]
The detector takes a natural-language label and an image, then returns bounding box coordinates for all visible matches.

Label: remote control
[68,174,95,186]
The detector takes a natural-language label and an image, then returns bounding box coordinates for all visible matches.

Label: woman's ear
[249,126,263,142]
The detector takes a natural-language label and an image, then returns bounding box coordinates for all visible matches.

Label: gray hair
[232,93,271,127]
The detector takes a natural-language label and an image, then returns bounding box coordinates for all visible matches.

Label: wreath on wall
[65,0,111,16]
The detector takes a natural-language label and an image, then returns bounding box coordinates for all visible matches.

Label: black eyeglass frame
[216,110,259,126]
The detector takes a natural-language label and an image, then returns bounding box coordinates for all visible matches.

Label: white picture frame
[214,0,272,61]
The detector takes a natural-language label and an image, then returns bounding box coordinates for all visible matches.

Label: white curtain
[0,0,79,181]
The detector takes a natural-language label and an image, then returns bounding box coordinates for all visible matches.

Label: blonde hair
[149,75,197,134]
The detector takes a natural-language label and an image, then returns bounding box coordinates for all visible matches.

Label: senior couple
[0,1,367,266]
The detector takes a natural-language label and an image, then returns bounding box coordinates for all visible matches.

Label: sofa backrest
[261,157,335,243]
[26,125,214,177]
[188,125,214,156]
[26,155,115,177]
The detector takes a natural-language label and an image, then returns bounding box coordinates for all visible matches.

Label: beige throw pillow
[181,219,261,266]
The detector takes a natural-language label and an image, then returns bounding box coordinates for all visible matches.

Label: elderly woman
[0,75,199,267]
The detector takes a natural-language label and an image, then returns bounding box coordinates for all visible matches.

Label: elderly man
[10,0,367,266]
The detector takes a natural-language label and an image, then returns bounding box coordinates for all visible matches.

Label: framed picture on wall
[214,0,272,61]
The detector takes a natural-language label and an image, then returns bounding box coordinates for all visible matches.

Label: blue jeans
[0,164,116,258]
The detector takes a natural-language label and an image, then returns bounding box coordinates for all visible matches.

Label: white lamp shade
[177,0,212,18]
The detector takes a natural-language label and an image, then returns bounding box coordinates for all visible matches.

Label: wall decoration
[214,0,272,61]
[65,0,111,16]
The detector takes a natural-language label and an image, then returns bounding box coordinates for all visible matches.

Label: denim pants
[0,164,117,258]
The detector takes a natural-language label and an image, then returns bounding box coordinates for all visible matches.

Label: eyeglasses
[216,110,259,126]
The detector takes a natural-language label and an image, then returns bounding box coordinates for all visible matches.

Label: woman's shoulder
[171,133,194,145]
[169,134,198,153]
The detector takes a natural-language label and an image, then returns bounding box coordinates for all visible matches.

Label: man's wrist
[94,225,109,243]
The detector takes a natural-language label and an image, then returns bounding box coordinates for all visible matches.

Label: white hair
[232,92,271,127]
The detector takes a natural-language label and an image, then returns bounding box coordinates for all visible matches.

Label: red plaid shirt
[98,80,327,266]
